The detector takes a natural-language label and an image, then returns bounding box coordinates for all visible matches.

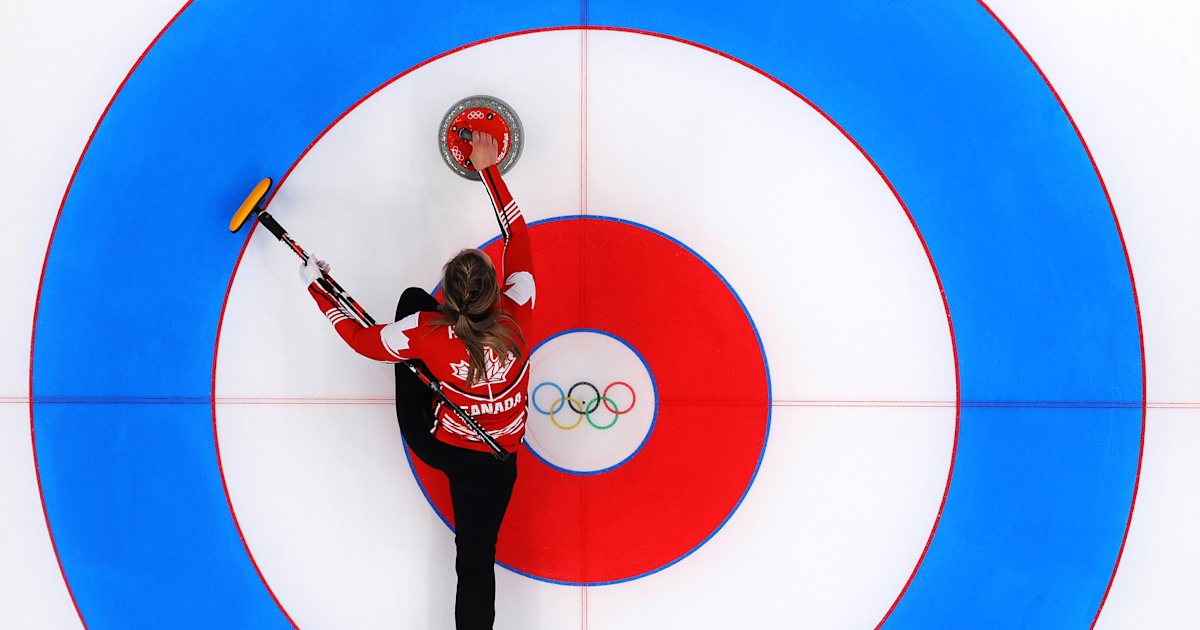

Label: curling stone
[438,95,523,180]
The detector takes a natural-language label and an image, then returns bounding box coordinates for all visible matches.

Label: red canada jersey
[308,165,534,453]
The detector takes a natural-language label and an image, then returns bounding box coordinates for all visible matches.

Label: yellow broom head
[229,177,272,232]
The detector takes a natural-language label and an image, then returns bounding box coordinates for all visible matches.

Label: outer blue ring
[31,2,1141,628]
[525,327,661,476]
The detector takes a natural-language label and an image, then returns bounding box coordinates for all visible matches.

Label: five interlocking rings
[532,381,636,430]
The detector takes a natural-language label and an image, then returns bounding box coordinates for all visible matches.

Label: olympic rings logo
[532,381,636,430]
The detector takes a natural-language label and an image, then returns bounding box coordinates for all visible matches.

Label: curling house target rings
[29,3,1141,628]
[407,216,770,584]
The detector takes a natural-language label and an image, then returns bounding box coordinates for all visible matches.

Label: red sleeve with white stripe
[479,165,535,320]
[308,285,424,362]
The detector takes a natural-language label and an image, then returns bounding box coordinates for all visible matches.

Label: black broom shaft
[252,208,509,460]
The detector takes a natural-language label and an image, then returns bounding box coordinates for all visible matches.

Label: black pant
[393,288,518,630]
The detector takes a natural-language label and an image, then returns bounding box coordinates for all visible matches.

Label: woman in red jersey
[301,131,533,630]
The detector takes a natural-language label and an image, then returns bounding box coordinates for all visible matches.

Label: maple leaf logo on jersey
[449,347,514,386]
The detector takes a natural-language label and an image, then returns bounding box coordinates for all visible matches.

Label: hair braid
[432,249,523,385]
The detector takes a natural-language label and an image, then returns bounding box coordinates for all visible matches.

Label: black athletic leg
[448,452,518,630]
[394,288,446,467]
[391,288,519,630]
[396,286,439,320]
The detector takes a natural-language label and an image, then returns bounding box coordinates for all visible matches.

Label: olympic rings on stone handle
[532,381,637,430]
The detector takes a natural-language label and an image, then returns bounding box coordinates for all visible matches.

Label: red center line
[576,4,590,346]
[578,3,591,629]
[579,33,589,218]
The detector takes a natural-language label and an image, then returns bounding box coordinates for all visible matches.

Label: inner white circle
[524,331,656,473]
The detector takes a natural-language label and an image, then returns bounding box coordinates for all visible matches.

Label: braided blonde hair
[432,249,523,385]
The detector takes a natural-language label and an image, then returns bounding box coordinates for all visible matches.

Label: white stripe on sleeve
[324,308,350,325]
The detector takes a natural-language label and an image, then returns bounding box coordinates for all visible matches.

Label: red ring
[602,381,636,415]
[407,217,769,584]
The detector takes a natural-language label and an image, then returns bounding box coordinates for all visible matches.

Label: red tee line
[11,396,1188,409]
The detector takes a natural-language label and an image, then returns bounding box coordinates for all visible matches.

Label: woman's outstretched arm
[301,259,426,363]
[470,132,534,320]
